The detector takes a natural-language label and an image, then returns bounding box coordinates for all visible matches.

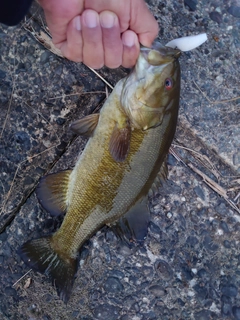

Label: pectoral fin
[109,121,131,162]
[111,198,150,245]
[36,170,71,216]
[70,113,99,136]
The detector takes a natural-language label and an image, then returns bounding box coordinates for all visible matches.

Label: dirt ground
[0,0,240,319]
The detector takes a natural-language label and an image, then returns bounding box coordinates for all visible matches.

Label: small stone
[216,202,228,216]
[94,303,120,320]
[228,6,240,18]
[40,51,51,64]
[203,235,219,252]
[104,277,124,294]
[232,306,240,319]
[219,221,230,233]
[197,268,208,279]
[223,240,231,249]
[167,154,178,166]
[221,295,232,317]
[56,117,66,125]
[0,69,6,79]
[154,260,173,281]
[194,309,211,320]
[194,186,205,200]
[142,311,156,320]
[166,212,172,219]
[184,0,197,11]
[209,11,222,24]
[177,298,185,306]
[186,235,199,247]
[193,283,208,300]
[108,269,124,279]
[15,131,31,151]
[148,285,166,297]
[181,264,194,280]
[220,284,238,297]
[149,222,160,235]
[233,152,240,166]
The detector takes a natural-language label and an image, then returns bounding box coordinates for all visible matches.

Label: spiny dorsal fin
[110,198,150,245]
[109,121,131,162]
[149,158,168,197]
[36,170,71,216]
[70,113,99,137]
[18,236,78,304]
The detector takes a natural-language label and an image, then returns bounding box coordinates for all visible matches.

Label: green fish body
[19,44,181,303]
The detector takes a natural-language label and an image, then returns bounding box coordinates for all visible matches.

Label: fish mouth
[140,42,181,65]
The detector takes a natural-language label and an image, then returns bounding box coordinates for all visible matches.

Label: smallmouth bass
[18,44,181,303]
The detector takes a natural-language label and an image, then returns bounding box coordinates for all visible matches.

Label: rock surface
[0,0,239,319]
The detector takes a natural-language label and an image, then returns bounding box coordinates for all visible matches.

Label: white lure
[165,33,208,51]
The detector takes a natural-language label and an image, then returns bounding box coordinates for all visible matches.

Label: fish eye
[165,78,173,90]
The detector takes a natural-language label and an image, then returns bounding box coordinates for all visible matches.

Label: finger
[84,0,130,32]
[130,0,159,47]
[81,9,104,69]
[39,0,84,45]
[58,15,83,62]
[99,11,122,68]
[122,30,140,68]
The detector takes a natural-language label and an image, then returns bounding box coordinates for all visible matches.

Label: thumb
[130,0,159,47]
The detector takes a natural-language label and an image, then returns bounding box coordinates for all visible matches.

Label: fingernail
[74,16,81,31]
[122,32,135,47]
[100,12,115,28]
[84,11,98,28]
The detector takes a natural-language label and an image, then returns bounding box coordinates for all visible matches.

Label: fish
[18,43,181,303]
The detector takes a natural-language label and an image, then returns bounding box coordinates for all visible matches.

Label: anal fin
[36,170,71,216]
[111,198,150,245]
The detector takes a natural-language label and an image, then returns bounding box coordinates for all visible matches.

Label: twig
[12,269,32,287]
[48,91,106,100]
[0,145,58,215]
[171,143,220,180]
[193,80,240,105]
[86,66,114,90]
[188,163,240,214]
[0,74,16,139]
[169,146,187,166]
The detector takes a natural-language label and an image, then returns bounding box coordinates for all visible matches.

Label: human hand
[38,0,159,69]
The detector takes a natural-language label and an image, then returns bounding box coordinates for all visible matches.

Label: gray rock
[154,260,173,281]
[94,304,120,320]
[184,0,197,11]
[220,284,238,297]
[233,306,240,320]
[104,277,124,294]
[221,295,232,317]
[194,309,211,320]
[0,69,6,79]
[148,285,166,297]
[209,11,222,24]
[228,6,240,18]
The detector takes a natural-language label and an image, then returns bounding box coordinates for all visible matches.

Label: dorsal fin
[36,170,72,216]
[149,158,168,197]
[70,113,99,137]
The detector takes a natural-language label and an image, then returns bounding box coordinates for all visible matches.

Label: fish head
[121,43,181,130]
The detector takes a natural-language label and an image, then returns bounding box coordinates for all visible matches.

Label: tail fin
[18,237,78,303]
